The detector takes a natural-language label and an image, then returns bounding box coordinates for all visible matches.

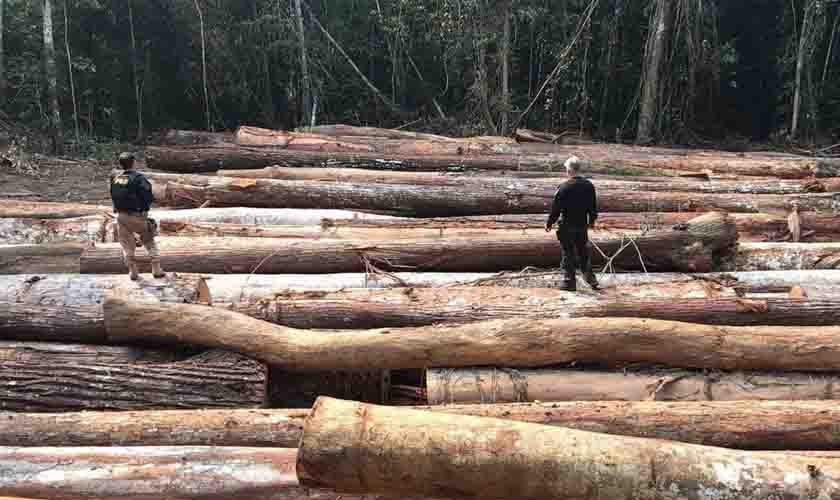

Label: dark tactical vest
[110,170,152,212]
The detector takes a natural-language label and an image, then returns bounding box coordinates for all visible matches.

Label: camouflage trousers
[116,212,160,266]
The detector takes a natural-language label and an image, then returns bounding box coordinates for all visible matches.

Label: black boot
[584,271,600,290]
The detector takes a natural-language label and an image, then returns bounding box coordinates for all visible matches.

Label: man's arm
[545,185,566,231]
[588,184,598,226]
[137,176,155,210]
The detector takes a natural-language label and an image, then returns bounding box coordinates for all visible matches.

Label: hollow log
[5,400,840,451]
[0,446,298,499]
[730,242,840,271]
[0,199,109,219]
[0,274,208,343]
[219,165,834,194]
[0,243,87,274]
[426,368,840,404]
[225,288,840,329]
[0,347,266,411]
[81,213,738,274]
[144,144,670,177]
[147,171,839,214]
[296,397,840,500]
[104,296,840,372]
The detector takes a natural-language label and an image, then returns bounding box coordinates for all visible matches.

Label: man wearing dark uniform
[544,156,599,291]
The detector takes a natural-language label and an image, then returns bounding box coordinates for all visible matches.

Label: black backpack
[111,170,153,212]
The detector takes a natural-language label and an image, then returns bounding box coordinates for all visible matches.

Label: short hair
[119,152,136,169]
[564,156,582,174]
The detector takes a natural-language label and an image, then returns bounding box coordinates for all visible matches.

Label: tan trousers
[116,212,160,266]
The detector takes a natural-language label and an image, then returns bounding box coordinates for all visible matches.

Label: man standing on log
[545,156,599,291]
[109,152,165,281]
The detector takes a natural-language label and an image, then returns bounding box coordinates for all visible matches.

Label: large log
[0,216,110,245]
[144,144,671,177]
[730,242,840,271]
[161,128,233,145]
[4,400,840,451]
[220,165,835,194]
[296,397,840,500]
[0,447,299,499]
[0,274,208,343]
[0,199,109,219]
[303,124,512,143]
[103,296,840,372]
[81,213,738,274]
[0,243,87,274]
[224,287,840,329]
[425,368,840,404]
[148,171,840,214]
[0,347,266,411]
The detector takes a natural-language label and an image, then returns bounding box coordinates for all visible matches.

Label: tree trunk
[426,367,840,405]
[81,212,739,274]
[161,129,233,145]
[128,0,143,142]
[636,0,673,143]
[515,128,563,143]
[0,347,266,411]
[0,200,109,219]
[0,274,207,342]
[149,171,838,215]
[0,215,110,245]
[792,0,816,140]
[0,408,308,447]
[4,400,840,451]
[305,124,460,142]
[216,165,835,195]
[0,0,4,105]
[224,287,840,329]
[294,0,311,126]
[42,0,63,154]
[62,0,79,144]
[297,397,840,500]
[152,207,399,224]
[0,242,86,274]
[729,242,840,271]
[103,296,840,372]
[0,447,297,499]
[194,0,210,130]
[500,4,511,135]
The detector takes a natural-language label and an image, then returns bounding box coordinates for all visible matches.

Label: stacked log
[0,199,109,219]
[730,242,840,271]
[296,398,840,500]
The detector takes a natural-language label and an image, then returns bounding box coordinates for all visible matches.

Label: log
[0,215,110,245]
[144,144,671,177]
[0,274,208,343]
[103,296,840,372]
[296,397,840,500]
[0,199,109,219]
[0,347,267,411]
[0,447,298,499]
[220,165,835,195]
[515,128,562,143]
[0,243,87,274]
[730,242,840,271]
[152,207,400,225]
[4,400,840,451]
[80,213,739,274]
[303,124,507,143]
[161,128,233,145]
[224,287,840,329]
[425,368,840,404]
[148,171,840,214]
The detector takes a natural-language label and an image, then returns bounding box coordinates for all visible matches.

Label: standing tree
[43,0,64,154]
[63,0,79,144]
[0,0,5,106]
[127,0,143,141]
[500,0,511,135]
[294,0,312,127]
[194,0,210,131]
[636,0,674,144]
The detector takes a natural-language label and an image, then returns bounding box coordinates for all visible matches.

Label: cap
[119,152,136,162]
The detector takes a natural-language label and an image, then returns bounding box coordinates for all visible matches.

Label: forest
[1,0,839,155]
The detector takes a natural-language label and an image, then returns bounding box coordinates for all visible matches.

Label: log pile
[4,124,840,499]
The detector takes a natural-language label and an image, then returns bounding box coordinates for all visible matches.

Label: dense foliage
[1,0,838,148]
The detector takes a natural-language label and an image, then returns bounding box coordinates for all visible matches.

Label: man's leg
[559,225,578,291]
[116,214,139,281]
[141,218,165,278]
[577,228,599,289]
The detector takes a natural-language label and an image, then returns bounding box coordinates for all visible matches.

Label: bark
[150,171,839,215]
[62,0,79,144]
[515,128,562,143]
[81,213,739,274]
[0,0,4,104]
[297,397,840,500]
[0,200,109,219]
[127,0,142,142]
[104,295,840,372]
[151,207,399,225]
[0,216,110,245]
[225,287,840,329]
[161,129,233,145]
[729,242,840,271]
[0,273,207,342]
[637,0,673,143]
[0,242,86,274]
[426,367,840,405]
[0,408,307,447]
[5,400,840,451]
[792,0,816,140]
[0,348,267,411]
[194,0,210,131]
[294,0,311,125]
[304,124,462,142]
[42,0,63,154]
[500,4,511,135]
[216,165,835,194]
[0,446,297,499]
